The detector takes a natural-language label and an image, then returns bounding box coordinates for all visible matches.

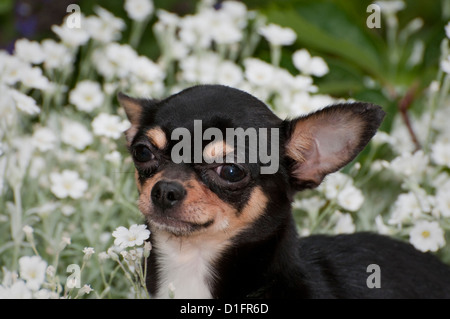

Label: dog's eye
[215,164,246,183]
[133,145,155,162]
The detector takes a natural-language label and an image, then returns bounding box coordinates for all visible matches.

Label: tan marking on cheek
[146,127,167,150]
[181,178,231,225]
[203,140,234,162]
[180,182,267,242]
[233,186,268,229]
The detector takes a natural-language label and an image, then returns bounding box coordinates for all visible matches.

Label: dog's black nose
[151,181,186,210]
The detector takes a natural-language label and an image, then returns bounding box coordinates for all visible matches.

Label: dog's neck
[147,228,231,299]
[146,211,302,299]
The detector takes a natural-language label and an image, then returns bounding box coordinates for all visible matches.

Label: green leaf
[265,2,385,79]
[0,0,12,14]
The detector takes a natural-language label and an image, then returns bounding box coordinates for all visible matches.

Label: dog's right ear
[284,102,385,191]
[117,92,158,145]
[118,92,144,126]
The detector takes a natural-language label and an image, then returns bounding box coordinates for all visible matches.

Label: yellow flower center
[421,230,431,238]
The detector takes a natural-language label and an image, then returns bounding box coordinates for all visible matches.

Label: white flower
[10,90,40,115]
[179,53,220,84]
[0,53,26,86]
[409,220,445,252]
[0,280,32,299]
[50,170,88,199]
[371,159,390,172]
[216,61,243,86]
[435,183,450,217]
[375,215,393,235]
[333,211,355,234]
[51,21,90,48]
[293,49,329,77]
[278,91,311,117]
[69,80,104,112]
[61,120,93,150]
[320,172,352,200]
[78,284,93,296]
[144,241,152,258]
[259,23,297,46]
[41,39,73,70]
[209,9,243,45]
[390,150,428,178]
[98,252,110,262]
[112,224,150,249]
[244,58,275,87]
[337,185,364,212]
[83,247,95,260]
[375,1,405,15]
[130,56,165,83]
[92,43,138,79]
[211,22,242,45]
[308,94,335,110]
[46,266,55,278]
[372,131,395,146]
[121,248,143,261]
[32,127,57,152]
[446,22,450,39]
[125,0,154,21]
[179,13,213,48]
[105,151,122,166]
[440,55,450,74]
[220,1,247,28]
[431,141,450,167]
[22,225,34,236]
[92,113,130,139]
[293,196,325,213]
[389,190,432,225]
[19,256,47,291]
[18,66,50,90]
[291,75,317,92]
[61,205,76,217]
[86,7,125,43]
[14,39,45,64]
[156,9,179,27]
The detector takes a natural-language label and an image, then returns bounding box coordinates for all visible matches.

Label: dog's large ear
[284,102,385,190]
[118,92,144,145]
[118,92,157,145]
[118,92,144,127]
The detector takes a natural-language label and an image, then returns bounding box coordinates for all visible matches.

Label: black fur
[120,85,450,298]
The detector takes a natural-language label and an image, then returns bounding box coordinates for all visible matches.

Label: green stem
[11,184,23,270]
[130,16,152,49]
[310,199,337,234]
[270,44,281,67]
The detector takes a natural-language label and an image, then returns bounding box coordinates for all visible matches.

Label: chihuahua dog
[118,84,450,298]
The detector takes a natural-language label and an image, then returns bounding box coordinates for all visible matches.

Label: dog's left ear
[284,102,385,190]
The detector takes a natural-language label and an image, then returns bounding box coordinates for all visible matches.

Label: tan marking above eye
[203,140,234,162]
[146,127,167,150]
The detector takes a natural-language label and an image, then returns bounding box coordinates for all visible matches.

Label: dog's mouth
[148,212,214,236]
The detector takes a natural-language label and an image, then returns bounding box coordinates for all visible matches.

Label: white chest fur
[153,232,226,299]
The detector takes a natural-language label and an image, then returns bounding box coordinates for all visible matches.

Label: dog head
[118,85,385,241]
